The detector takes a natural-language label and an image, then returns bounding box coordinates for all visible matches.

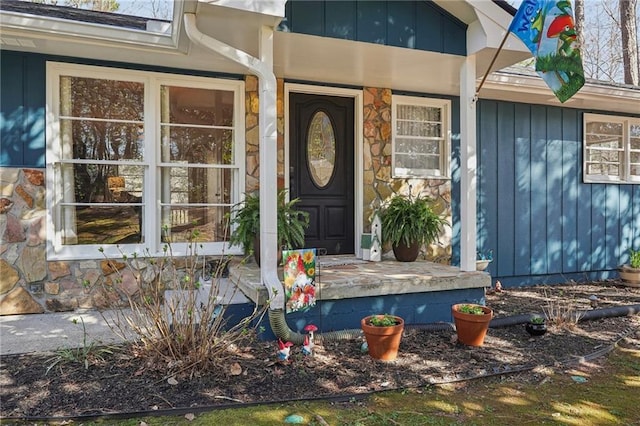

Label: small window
[584,113,640,184]
[392,95,451,179]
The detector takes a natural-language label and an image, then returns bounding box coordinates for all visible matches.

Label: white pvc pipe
[183,13,284,309]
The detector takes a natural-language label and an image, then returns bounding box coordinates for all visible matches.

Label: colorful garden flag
[282,249,316,313]
[509,0,585,102]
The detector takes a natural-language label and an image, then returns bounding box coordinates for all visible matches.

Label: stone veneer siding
[362,87,452,263]
[244,75,286,192]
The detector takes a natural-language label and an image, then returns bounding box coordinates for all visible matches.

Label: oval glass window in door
[307,111,336,188]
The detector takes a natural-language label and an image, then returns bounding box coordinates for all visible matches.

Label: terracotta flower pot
[360,315,404,361]
[618,265,640,287]
[451,304,493,346]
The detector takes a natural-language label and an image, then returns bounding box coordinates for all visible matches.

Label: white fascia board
[468,4,529,55]
[0,3,184,51]
[483,72,640,114]
[198,0,286,19]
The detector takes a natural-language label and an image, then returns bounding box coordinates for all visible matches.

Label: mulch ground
[1,280,639,420]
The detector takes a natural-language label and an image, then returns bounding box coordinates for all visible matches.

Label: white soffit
[274,31,465,96]
[198,0,286,19]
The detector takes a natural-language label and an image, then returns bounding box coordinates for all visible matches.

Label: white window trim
[583,113,640,184]
[0,2,183,50]
[391,95,451,179]
[45,62,244,260]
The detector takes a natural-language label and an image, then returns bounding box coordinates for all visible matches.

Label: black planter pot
[525,322,547,336]
[392,241,421,262]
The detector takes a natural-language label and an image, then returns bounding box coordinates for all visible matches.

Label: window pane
[587,162,619,177]
[307,111,335,188]
[160,167,231,205]
[62,205,143,245]
[630,152,640,177]
[161,86,234,126]
[61,119,144,161]
[161,206,230,243]
[631,124,640,150]
[396,138,440,155]
[61,76,144,121]
[61,164,144,204]
[161,127,233,164]
[586,122,623,149]
[396,121,441,138]
[396,105,440,122]
[396,153,440,171]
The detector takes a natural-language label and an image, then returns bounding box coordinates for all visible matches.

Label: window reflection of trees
[68,77,144,204]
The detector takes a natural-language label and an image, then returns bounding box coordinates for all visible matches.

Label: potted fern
[228,189,309,265]
[380,188,447,262]
[619,248,640,287]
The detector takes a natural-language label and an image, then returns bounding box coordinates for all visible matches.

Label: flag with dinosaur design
[282,249,316,313]
[509,0,584,102]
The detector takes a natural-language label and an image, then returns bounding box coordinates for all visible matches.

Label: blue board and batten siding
[478,100,640,287]
[280,0,466,56]
[0,52,46,168]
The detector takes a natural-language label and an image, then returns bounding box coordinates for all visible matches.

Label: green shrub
[228,189,309,254]
[99,227,266,378]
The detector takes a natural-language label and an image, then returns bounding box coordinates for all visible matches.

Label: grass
[62,345,640,426]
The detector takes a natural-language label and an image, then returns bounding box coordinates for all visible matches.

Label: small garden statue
[302,335,314,356]
[277,339,293,362]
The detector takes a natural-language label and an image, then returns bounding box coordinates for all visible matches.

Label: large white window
[392,95,451,179]
[584,113,640,184]
[46,62,244,259]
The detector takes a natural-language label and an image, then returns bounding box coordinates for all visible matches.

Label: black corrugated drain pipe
[488,304,640,328]
[269,304,640,344]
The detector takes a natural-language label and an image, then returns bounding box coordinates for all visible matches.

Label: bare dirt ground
[1,280,639,420]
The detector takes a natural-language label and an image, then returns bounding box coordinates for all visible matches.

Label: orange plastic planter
[451,304,493,346]
[361,315,404,361]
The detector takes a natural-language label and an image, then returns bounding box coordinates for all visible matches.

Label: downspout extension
[489,304,640,328]
[183,13,289,335]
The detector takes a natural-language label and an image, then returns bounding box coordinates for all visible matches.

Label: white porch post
[459,55,477,272]
[183,14,284,309]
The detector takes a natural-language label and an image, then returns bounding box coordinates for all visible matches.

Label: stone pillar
[245,75,286,193]
[361,88,452,264]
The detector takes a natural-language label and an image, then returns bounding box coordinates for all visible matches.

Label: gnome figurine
[302,334,314,356]
[277,339,293,362]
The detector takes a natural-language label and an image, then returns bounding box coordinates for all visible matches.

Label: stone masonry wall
[362,87,452,263]
[0,168,144,314]
[244,75,286,192]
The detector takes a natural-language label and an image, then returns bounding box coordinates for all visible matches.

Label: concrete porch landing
[229,255,491,306]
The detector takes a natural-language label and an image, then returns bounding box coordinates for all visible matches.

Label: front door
[289,93,354,255]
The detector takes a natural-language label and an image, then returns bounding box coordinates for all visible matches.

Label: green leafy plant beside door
[380,187,447,262]
[228,189,309,264]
